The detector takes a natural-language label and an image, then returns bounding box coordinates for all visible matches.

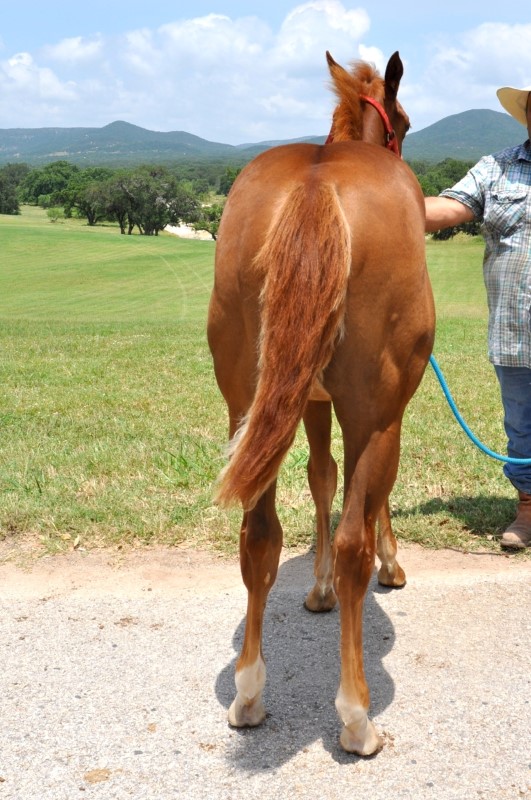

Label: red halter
[325,95,400,157]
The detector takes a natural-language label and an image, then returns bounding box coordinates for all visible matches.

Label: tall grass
[0,210,519,556]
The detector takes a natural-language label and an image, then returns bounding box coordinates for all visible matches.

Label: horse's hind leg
[333,489,382,755]
[303,400,338,612]
[228,483,283,728]
[376,498,406,587]
[332,418,404,756]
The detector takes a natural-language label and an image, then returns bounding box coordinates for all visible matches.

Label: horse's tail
[215,181,351,510]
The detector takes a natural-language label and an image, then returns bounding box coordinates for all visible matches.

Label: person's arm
[424,196,475,233]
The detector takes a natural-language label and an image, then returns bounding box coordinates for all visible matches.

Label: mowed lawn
[0,208,517,556]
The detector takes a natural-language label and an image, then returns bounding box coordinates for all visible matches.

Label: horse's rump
[215,177,352,510]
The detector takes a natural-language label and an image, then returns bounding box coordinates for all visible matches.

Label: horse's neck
[360,104,387,148]
[328,100,389,148]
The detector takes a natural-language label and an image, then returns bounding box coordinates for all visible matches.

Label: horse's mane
[328,61,385,142]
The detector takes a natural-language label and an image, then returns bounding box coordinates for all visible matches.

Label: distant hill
[0,110,526,168]
[402,109,525,163]
[0,120,242,166]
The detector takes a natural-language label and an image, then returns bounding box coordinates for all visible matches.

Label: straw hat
[496,85,531,126]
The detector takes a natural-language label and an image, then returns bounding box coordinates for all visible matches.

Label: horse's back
[211,140,430,346]
[216,140,425,276]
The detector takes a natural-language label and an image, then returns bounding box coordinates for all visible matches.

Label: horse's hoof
[377,563,406,588]
[340,719,383,756]
[304,585,338,612]
[228,696,266,728]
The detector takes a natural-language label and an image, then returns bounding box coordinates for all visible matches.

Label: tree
[187,203,224,241]
[103,167,200,235]
[0,163,31,215]
[101,172,132,234]
[53,167,114,225]
[219,166,241,195]
[117,169,169,235]
[1,162,30,188]
[190,177,211,197]
[409,158,474,197]
[19,161,79,205]
[0,172,19,214]
[166,182,201,228]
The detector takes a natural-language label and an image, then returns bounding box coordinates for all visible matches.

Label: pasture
[0,207,515,556]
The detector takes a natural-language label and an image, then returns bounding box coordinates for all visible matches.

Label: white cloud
[408,22,531,127]
[2,52,76,99]
[122,3,370,139]
[43,36,103,62]
[122,29,159,75]
[0,2,377,139]
[1,8,530,142]
[274,0,370,75]
[358,45,385,72]
[461,23,531,88]
[158,13,271,67]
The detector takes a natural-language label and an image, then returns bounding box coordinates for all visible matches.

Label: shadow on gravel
[215,552,398,771]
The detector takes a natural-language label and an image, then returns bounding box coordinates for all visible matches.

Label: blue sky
[1,1,530,143]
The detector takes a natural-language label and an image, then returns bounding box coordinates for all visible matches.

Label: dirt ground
[1,540,530,800]
[1,539,529,599]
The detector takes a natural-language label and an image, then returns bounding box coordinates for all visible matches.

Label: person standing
[425,83,531,549]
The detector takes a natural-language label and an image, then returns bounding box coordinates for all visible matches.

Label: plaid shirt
[441,140,531,368]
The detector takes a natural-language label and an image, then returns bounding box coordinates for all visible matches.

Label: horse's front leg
[228,484,283,728]
[303,400,338,612]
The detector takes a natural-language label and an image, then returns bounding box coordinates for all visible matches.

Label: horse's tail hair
[215,181,351,511]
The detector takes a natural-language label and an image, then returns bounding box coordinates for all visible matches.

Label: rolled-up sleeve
[439,156,492,220]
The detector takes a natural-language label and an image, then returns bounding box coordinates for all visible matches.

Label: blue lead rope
[429,354,531,465]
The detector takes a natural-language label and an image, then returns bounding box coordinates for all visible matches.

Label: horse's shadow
[215,552,397,771]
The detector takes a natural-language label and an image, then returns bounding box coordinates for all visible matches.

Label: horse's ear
[326,50,349,81]
[326,51,339,70]
[384,51,404,99]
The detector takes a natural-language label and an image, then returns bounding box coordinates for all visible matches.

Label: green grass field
[0,208,520,557]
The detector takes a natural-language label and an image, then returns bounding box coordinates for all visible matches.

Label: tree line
[0,157,480,239]
[0,160,239,239]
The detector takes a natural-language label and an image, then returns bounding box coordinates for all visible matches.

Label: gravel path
[0,544,529,799]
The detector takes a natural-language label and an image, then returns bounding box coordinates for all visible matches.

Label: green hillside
[0,120,240,166]
[403,109,524,162]
[0,109,526,167]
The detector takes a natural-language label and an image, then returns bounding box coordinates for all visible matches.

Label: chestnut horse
[207,52,435,755]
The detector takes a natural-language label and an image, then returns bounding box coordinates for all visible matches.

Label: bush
[46,207,65,223]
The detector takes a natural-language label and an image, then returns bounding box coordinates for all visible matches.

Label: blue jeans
[494,365,531,494]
